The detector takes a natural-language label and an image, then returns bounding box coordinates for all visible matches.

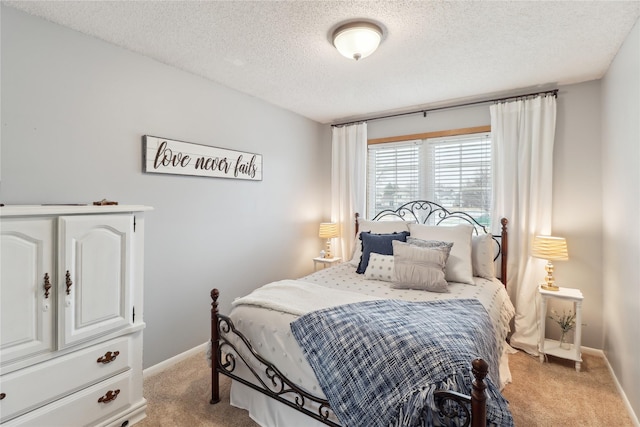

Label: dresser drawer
[0,336,131,422]
[2,371,134,427]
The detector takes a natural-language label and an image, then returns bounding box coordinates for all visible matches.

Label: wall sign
[143,135,262,181]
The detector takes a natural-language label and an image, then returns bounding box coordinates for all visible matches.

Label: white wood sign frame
[143,135,262,181]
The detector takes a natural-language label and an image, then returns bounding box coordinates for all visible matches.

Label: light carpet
[138,349,635,426]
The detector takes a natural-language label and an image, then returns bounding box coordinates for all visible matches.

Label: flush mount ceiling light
[332,21,383,61]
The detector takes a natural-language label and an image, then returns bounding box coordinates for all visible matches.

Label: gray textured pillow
[408,223,474,284]
[390,240,451,292]
[407,237,454,252]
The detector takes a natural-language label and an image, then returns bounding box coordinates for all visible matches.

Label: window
[367,132,491,226]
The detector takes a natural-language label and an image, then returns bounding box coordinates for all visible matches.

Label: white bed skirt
[231,381,329,427]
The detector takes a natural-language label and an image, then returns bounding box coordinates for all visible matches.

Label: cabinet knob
[43,273,52,299]
[0,392,6,400]
[97,351,120,364]
[65,271,73,295]
[98,389,120,404]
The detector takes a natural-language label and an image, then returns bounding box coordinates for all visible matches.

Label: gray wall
[0,6,331,368]
[367,82,605,351]
[602,18,640,421]
[553,80,603,349]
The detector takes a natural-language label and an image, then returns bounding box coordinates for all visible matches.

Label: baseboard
[599,350,640,426]
[580,345,603,357]
[143,342,208,379]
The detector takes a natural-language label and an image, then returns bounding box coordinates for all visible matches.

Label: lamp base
[540,261,559,291]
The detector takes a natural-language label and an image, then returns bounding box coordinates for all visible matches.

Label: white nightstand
[538,286,584,371]
[313,257,341,271]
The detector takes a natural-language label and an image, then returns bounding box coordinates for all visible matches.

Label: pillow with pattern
[363,253,395,282]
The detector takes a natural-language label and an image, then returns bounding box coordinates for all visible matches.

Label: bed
[210,200,515,427]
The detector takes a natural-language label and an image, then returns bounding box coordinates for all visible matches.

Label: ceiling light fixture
[332,21,383,61]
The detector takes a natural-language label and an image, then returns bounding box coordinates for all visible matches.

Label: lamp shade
[319,222,339,239]
[332,22,382,61]
[531,235,569,260]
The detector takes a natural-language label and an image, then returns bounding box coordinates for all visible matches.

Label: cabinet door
[58,215,133,348]
[0,218,55,364]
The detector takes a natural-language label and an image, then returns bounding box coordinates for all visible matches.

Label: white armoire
[0,205,151,426]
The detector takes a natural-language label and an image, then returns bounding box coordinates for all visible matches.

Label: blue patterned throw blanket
[290,299,513,427]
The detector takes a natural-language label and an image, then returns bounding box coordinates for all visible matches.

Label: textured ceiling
[4,1,640,124]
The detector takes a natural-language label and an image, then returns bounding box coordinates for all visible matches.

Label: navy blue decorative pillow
[356,231,410,274]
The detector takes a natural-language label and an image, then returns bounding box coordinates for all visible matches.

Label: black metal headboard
[359,200,508,286]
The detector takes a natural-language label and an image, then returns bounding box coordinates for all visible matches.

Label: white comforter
[227,263,514,407]
[232,279,382,316]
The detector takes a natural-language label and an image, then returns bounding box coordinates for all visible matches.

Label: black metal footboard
[434,359,489,427]
[210,288,491,427]
[210,289,340,426]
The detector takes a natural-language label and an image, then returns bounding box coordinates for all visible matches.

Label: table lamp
[531,235,569,291]
[318,223,339,259]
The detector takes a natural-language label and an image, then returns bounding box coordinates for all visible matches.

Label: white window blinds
[367,132,491,225]
[367,140,422,216]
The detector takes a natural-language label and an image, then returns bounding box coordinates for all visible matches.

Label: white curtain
[491,94,557,355]
[331,123,367,261]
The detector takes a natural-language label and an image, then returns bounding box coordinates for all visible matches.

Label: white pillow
[363,253,395,282]
[472,233,496,279]
[349,219,410,265]
[408,223,474,285]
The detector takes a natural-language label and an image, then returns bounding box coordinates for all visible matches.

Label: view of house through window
[367,132,492,226]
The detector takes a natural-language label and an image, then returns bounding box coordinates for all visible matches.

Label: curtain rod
[331,89,558,128]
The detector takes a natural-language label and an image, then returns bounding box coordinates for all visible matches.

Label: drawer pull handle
[43,273,52,299]
[97,351,120,364]
[65,271,72,295]
[0,392,6,400]
[98,389,120,404]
